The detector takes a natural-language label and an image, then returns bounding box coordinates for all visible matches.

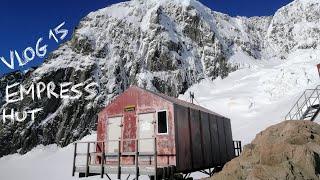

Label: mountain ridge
[0,0,319,156]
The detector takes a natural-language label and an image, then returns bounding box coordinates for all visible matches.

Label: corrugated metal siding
[209,114,220,166]
[122,112,136,152]
[200,111,214,167]
[224,118,235,161]
[217,117,228,165]
[174,104,192,172]
[189,108,204,170]
[174,104,234,173]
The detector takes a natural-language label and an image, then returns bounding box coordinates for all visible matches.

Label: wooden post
[85,143,90,177]
[101,142,105,178]
[154,137,157,180]
[135,139,139,180]
[117,140,121,179]
[72,143,77,176]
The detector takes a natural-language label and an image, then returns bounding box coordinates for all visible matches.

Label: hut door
[107,116,122,153]
[138,113,154,152]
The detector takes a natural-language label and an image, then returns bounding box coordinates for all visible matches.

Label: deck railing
[72,138,160,179]
[233,141,242,157]
[285,85,320,121]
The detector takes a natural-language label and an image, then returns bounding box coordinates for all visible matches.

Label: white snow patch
[0,133,96,180]
[180,49,320,144]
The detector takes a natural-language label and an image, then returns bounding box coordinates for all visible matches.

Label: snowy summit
[0,0,320,179]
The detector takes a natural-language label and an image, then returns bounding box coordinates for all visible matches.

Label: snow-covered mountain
[0,0,320,157]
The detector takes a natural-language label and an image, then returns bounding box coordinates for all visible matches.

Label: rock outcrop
[211,120,320,180]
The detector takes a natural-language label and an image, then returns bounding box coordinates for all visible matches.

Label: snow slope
[180,49,320,144]
[0,134,102,180]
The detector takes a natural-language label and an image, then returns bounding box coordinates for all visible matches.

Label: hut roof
[132,86,225,118]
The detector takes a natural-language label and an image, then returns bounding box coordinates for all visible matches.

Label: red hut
[72,86,241,179]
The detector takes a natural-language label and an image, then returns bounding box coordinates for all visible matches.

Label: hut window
[157,111,168,134]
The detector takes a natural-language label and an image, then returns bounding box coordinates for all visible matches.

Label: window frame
[156,109,169,135]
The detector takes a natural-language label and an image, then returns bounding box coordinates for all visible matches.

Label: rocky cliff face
[0,0,320,156]
[264,0,320,59]
[211,120,320,180]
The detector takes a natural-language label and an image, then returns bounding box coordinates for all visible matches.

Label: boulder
[211,120,320,180]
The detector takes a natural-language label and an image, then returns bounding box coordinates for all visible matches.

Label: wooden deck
[72,139,242,179]
[72,138,176,179]
[75,164,166,176]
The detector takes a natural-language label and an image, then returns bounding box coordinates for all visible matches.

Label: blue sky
[0,0,293,76]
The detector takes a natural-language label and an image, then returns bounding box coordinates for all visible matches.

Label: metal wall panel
[122,112,136,153]
[174,105,235,172]
[224,118,235,161]
[200,111,214,167]
[174,104,192,172]
[209,114,220,166]
[189,109,204,170]
[217,116,227,165]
